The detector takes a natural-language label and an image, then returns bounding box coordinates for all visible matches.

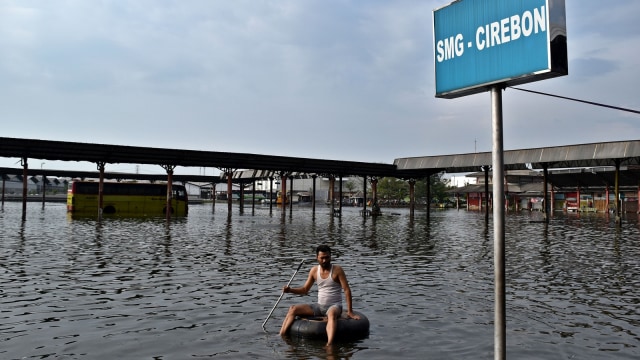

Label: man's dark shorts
[309,303,342,317]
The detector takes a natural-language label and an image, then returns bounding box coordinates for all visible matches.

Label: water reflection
[0,203,638,359]
[281,336,367,360]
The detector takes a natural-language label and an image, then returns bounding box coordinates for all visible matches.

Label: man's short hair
[316,244,331,255]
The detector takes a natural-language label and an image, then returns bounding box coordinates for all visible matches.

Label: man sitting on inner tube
[279,244,361,346]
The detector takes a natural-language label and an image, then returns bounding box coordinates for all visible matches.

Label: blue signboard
[433,0,567,98]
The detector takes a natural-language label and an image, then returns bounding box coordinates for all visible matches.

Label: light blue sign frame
[433,0,567,98]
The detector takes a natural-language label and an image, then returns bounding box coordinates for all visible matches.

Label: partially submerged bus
[67,181,188,216]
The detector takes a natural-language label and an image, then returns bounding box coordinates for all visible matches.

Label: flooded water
[1,202,639,359]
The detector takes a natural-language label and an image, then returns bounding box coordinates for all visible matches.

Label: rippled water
[1,202,639,359]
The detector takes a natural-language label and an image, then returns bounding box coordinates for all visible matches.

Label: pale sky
[1,0,638,175]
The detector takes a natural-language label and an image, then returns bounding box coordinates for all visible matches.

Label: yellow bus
[67,181,188,216]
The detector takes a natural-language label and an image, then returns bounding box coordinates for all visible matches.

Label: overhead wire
[509,87,640,115]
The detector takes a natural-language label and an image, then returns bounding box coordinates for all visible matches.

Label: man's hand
[346,311,360,320]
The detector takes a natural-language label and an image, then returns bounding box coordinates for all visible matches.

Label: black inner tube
[288,310,369,340]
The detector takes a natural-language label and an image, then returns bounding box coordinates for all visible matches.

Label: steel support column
[21,157,27,221]
[409,179,416,218]
[426,175,431,221]
[239,181,245,214]
[312,175,317,217]
[281,175,287,214]
[252,179,256,216]
[41,175,46,208]
[226,170,233,214]
[491,86,506,360]
[1,175,5,206]
[289,176,293,217]
[371,177,378,203]
[615,160,621,224]
[162,165,176,220]
[543,164,549,222]
[338,176,343,218]
[362,176,367,217]
[484,166,490,224]
[212,181,216,213]
[269,177,274,214]
[97,161,106,219]
[577,186,581,213]
[329,176,335,216]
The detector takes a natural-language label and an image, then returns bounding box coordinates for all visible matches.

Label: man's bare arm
[336,266,361,320]
[284,266,316,295]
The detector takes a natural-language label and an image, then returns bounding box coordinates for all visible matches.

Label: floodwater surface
[1,202,639,359]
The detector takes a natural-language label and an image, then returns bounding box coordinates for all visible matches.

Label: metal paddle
[262,259,305,331]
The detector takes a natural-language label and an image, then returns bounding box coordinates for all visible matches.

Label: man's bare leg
[280,304,314,336]
[325,306,340,346]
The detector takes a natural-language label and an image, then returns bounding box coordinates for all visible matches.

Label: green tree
[377,173,453,205]
[377,177,408,202]
[430,173,452,204]
[344,179,358,195]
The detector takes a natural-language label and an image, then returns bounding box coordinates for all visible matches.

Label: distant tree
[434,173,452,203]
[344,179,358,195]
[377,174,453,205]
[377,177,408,202]
[415,173,453,205]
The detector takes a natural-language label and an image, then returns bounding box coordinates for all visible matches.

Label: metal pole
[239,181,244,214]
[281,175,287,214]
[42,175,46,208]
[362,176,367,216]
[212,181,216,213]
[98,162,105,220]
[372,178,378,209]
[426,175,431,221]
[312,175,317,217]
[491,86,506,360]
[289,176,293,217]
[227,171,233,214]
[329,176,335,216]
[269,177,274,214]
[339,176,343,218]
[252,179,256,215]
[543,164,549,222]
[21,157,27,221]
[484,166,490,223]
[551,183,555,213]
[409,179,415,218]
[614,160,621,224]
[166,167,174,220]
[261,259,305,331]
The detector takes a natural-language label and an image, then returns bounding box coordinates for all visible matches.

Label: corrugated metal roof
[0,137,400,178]
[3,137,639,185]
[547,166,640,189]
[0,167,222,183]
[395,140,640,173]
[449,166,640,194]
[227,170,313,180]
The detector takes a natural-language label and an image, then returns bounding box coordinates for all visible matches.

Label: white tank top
[317,265,342,306]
